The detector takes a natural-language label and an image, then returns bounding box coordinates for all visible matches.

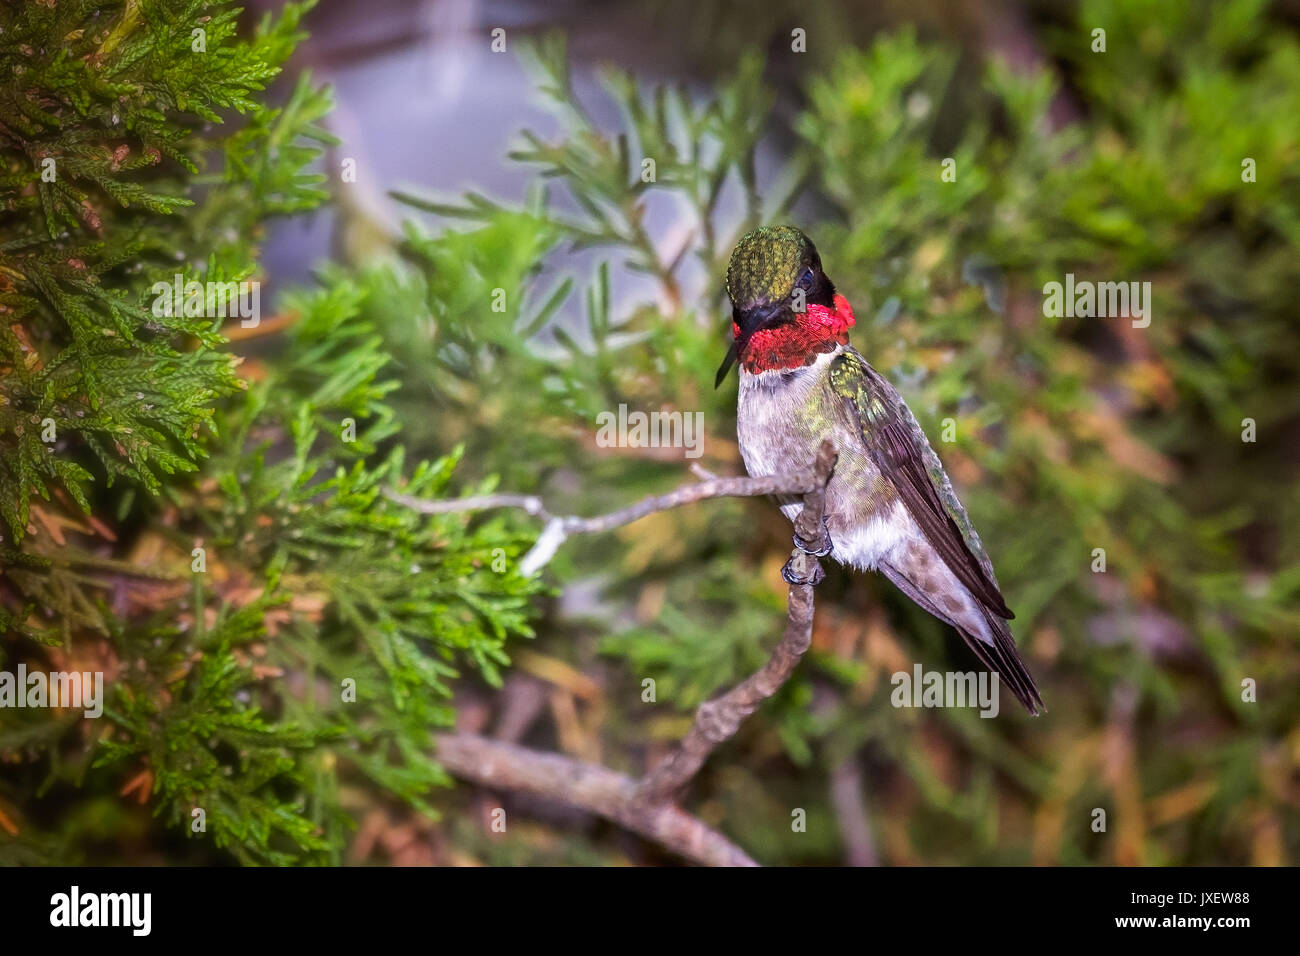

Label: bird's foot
[793,514,833,558]
[781,554,825,587]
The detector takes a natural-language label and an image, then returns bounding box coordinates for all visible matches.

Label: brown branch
[400,441,839,866]
[636,440,836,803]
[384,457,828,576]
[432,733,759,867]
[829,756,879,867]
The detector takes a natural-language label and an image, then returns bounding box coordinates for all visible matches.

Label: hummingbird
[718,225,1044,715]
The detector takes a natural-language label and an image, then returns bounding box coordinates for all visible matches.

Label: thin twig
[384,490,552,519]
[829,757,879,867]
[385,458,827,576]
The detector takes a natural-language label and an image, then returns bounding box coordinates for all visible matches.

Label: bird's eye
[796,267,814,292]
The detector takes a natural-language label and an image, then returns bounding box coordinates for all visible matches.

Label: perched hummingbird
[719,225,1044,715]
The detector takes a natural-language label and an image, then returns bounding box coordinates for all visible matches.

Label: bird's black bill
[714,340,740,388]
[714,305,792,388]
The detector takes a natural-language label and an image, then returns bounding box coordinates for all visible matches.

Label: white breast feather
[737,350,913,572]
[831,501,912,571]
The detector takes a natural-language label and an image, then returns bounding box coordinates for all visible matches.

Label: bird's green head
[716,226,853,386]
[725,225,821,312]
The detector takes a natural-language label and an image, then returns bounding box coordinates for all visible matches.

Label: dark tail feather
[879,559,1044,715]
[963,610,1044,716]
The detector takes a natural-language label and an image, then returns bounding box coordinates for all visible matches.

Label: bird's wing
[879,556,1042,714]
[829,348,1014,621]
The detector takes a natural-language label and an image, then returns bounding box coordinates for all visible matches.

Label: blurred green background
[1,0,1297,866]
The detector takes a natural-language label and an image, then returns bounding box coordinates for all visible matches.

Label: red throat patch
[735,293,856,374]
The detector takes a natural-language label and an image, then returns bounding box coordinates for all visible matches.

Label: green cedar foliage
[1,2,540,865]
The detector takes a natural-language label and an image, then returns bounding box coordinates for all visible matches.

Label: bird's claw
[781,555,825,587]
[793,514,833,558]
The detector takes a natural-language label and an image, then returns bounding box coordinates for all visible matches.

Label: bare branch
[416,441,839,865]
[384,459,827,575]
[383,490,552,520]
[551,468,822,537]
[636,440,837,802]
[433,733,758,867]
[829,756,879,867]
